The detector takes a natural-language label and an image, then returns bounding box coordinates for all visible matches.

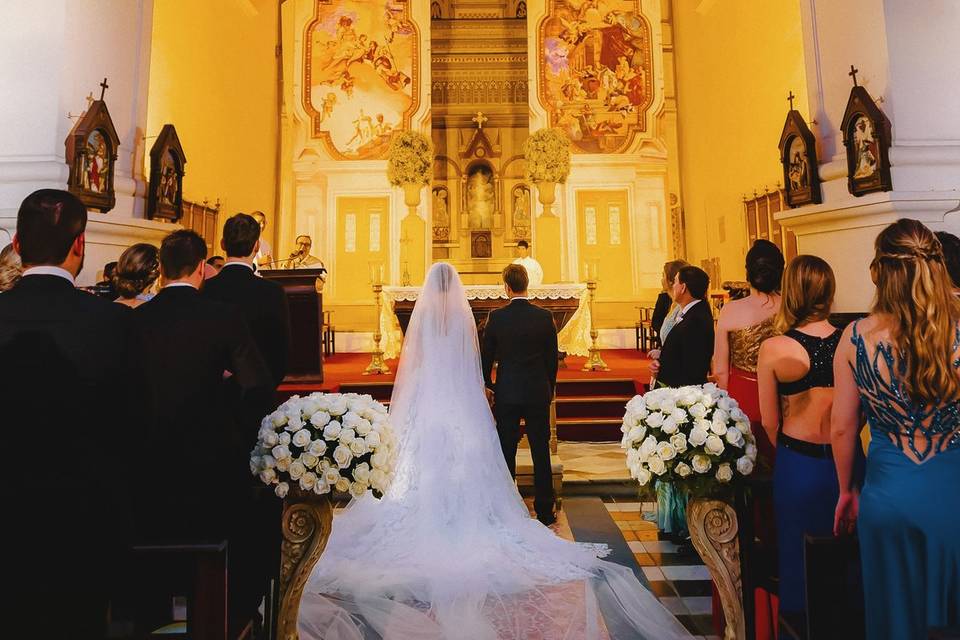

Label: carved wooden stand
[276,490,333,640]
[687,498,745,640]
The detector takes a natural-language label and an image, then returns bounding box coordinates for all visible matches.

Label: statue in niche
[466,165,495,229]
[512,185,531,238]
[432,187,450,242]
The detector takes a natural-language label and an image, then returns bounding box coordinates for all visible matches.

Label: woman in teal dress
[832,219,960,639]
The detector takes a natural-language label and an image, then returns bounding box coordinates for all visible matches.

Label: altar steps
[555,378,641,441]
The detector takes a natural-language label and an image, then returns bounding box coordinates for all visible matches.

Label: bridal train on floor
[297,263,691,639]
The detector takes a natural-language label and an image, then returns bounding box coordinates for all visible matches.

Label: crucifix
[471,111,488,130]
[848,65,859,87]
[99,77,109,101]
[787,90,795,110]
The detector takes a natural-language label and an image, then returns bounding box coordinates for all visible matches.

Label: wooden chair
[321,310,336,357]
[635,307,659,352]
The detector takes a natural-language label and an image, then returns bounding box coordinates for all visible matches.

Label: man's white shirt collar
[677,298,701,319]
[22,266,75,285]
[509,296,529,302]
[165,282,197,289]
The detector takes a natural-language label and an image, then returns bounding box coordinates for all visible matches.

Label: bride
[298,263,691,639]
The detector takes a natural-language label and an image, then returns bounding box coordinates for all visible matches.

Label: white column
[0,0,173,285]
[780,0,960,311]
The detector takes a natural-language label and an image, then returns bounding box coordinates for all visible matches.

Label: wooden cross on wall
[848,65,859,87]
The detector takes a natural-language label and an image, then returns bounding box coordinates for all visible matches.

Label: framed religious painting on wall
[147,124,187,222]
[841,81,892,197]
[778,108,821,207]
[65,99,120,213]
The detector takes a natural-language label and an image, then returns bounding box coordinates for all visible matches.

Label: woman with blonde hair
[757,255,854,620]
[0,243,22,292]
[113,243,160,308]
[832,218,960,639]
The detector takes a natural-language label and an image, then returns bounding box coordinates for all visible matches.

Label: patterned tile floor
[557,441,630,481]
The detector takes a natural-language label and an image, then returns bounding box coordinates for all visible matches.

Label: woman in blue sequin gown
[832,219,960,639]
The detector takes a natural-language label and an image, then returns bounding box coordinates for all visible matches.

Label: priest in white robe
[512,240,544,286]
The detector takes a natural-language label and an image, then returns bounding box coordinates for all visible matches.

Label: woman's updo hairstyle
[745,239,785,294]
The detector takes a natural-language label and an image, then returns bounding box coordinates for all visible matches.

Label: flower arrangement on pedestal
[620,383,757,496]
[251,392,397,499]
[387,130,433,209]
[523,128,571,210]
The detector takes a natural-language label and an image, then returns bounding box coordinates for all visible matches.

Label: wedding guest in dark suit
[0,189,131,638]
[131,229,272,634]
[481,264,559,525]
[650,266,714,388]
[204,213,290,387]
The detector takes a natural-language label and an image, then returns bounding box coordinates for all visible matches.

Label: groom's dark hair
[502,263,528,293]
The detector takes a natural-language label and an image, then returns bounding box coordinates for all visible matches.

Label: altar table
[379,283,592,360]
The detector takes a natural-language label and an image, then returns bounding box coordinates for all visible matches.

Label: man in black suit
[204,213,290,387]
[131,230,272,633]
[481,264,559,525]
[650,265,714,388]
[0,189,131,637]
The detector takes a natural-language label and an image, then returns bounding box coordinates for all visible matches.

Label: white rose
[249,456,261,475]
[292,429,312,448]
[705,435,725,455]
[309,411,331,428]
[678,389,699,407]
[369,468,388,491]
[274,482,289,498]
[736,420,751,435]
[661,416,679,435]
[689,427,709,447]
[349,481,367,498]
[341,411,362,428]
[352,462,371,483]
[284,415,304,433]
[270,411,287,427]
[338,428,356,446]
[323,421,342,440]
[355,419,373,436]
[659,400,677,415]
[349,438,368,456]
[745,443,758,461]
[737,456,755,476]
[259,468,277,484]
[688,403,708,419]
[694,418,713,433]
[260,430,279,447]
[271,444,292,461]
[702,382,718,394]
[691,454,712,474]
[639,435,658,457]
[275,457,290,473]
[278,432,291,446]
[333,445,353,468]
[313,479,331,495]
[323,468,341,486]
[308,440,327,457]
[712,409,729,425]
[261,454,276,470]
[656,441,677,462]
[288,460,306,480]
[626,425,646,444]
[634,466,653,486]
[648,455,667,475]
[726,427,745,447]
[700,391,717,408]
[335,477,351,493]
[670,407,687,423]
[674,462,692,477]
[368,451,388,470]
[731,407,748,423]
[646,412,665,428]
[299,472,318,491]
[644,394,661,411]
[300,453,319,469]
[717,396,734,411]
[716,463,734,483]
[364,431,381,449]
[710,418,728,435]
[625,395,646,414]
[329,398,348,416]
[670,432,688,454]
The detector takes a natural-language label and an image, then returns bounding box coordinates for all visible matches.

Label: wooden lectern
[261,269,324,382]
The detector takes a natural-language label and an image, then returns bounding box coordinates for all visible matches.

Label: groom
[482,264,559,525]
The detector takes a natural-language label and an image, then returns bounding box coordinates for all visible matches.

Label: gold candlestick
[582,277,609,372]
[364,265,390,375]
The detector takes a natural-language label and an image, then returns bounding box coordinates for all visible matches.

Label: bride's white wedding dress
[298,263,691,639]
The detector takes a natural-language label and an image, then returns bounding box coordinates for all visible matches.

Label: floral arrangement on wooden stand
[621,384,758,640]
[387,130,433,210]
[523,128,571,213]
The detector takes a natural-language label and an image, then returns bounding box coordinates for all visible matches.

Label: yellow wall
[147,0,279,247]
[673,0,806,285]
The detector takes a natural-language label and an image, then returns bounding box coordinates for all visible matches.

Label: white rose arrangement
[251,393,397,500]
[621,384,757,496]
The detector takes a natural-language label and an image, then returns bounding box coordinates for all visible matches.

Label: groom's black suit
[481,298,558,521]
[0,273,132,637]
[656,298,715,388]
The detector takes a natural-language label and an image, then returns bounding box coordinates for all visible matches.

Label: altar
[379,283,592,360]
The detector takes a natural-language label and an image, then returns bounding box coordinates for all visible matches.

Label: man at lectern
[285,234,327,279]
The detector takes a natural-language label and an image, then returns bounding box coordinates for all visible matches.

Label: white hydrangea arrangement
[386,130,433,186]
[251,393,397,500]
[621,384,758,496]
[523,128,572,184]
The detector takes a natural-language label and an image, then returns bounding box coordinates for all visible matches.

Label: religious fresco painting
[538,0,654,153]
[304,0,419,160]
